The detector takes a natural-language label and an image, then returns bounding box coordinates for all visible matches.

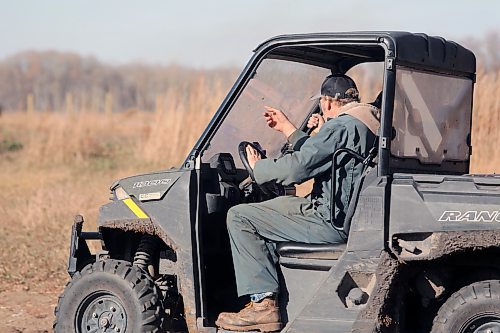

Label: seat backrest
[330,140,378,240]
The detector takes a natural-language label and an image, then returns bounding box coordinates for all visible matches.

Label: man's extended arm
[287,129,308,151]
[253,121,348,186]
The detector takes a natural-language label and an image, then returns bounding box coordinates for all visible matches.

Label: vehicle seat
[277,242,346,260]
[277,164,377,271]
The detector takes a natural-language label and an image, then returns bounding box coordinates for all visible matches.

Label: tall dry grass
[0,109,216,293]
[0,69,499,293]
[470,70,500,173]
[0,75,223,293]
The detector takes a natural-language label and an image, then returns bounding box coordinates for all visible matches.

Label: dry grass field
[0,76,223,331]
[0,69,498,331]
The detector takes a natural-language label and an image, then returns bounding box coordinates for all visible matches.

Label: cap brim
[310,93,322,101]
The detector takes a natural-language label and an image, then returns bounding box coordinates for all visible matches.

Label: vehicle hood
[110,168,185,202]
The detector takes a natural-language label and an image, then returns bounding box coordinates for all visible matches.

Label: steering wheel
[238,141,285,197]
[238,141,266,182]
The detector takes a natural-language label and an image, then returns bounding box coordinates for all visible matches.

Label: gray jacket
[254,102,379,226]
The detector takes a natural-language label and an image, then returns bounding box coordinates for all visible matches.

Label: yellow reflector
[123,198,149,219]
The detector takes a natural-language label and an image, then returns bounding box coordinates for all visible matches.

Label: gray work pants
[226,196,345,297]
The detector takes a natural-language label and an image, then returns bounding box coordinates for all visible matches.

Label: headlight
[114,186,130,200]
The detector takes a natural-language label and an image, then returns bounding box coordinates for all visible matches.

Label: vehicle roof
[255,31,476,76]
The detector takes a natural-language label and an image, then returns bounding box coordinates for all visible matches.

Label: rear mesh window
[391,67,472,164]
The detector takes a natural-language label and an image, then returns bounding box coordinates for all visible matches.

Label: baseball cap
[311,74,359,101]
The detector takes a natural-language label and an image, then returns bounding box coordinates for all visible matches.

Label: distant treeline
[0,51,239,112]
[461,32,500,73]
[0,33,497,113]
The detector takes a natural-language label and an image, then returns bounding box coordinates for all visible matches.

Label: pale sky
[1,0,499,68]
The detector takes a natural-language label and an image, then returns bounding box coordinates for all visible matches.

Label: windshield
[392,66,473,164]
[202,58,329,167]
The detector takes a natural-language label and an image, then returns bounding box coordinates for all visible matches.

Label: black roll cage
[185,32,476,178]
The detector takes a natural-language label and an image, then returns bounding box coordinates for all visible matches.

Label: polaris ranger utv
[54,32,500,333]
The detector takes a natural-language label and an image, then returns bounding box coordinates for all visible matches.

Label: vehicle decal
[439,211,500,222]
[132,178,171,189]
[139,192,161,201]
[123,198,149,219]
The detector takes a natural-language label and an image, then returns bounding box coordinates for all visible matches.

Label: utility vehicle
[54,32,500,333]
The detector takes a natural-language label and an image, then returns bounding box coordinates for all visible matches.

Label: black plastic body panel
[390,173,500,237]
[67,215,101,276]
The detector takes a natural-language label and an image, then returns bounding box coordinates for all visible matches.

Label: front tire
[431,280,500,333]
[54,259,165,333]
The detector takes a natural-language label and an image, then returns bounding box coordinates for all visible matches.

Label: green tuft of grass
[0,138,23,153]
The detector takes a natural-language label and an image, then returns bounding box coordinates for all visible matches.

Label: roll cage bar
[185,32,476,178]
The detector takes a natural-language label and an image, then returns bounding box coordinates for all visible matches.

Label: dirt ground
[0,288,58,333]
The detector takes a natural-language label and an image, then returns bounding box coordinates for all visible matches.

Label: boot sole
[216,321,282,332]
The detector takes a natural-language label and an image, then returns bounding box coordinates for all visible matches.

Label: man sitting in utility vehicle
[216,74,380,332]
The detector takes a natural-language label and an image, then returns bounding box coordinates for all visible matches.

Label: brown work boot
[216,298,282,332]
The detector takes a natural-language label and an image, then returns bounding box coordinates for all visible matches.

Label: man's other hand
[263,106,296,138]
[246,145,262,169]
[307,113,325,134]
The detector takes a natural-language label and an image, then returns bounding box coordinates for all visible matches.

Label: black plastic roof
[255,32,476,76]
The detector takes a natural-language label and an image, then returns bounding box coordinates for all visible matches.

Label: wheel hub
[475,321,500,333]
[461,315,500,333]
[77,292,127,333]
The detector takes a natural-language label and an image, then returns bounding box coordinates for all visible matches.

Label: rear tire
[431,280,500,333]
[53,259,165,333]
